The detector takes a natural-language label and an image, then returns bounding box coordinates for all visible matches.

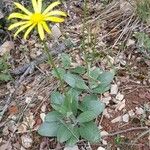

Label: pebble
[110,84,118,95]
[64,145,79,150]
[97,147,106,150]
[122,114,129,123]
[102,96,111,105]
[101,131,109,137]
[128,110,135,117]
[21,134,33,148]
[116,93,124,101]
[135,107,144,115]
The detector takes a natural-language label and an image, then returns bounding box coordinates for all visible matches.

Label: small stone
[40,113,46,122]
[126,39,135,46]
[21,134,33,148]
[135,107,144,115]
[97,147,106,150]
[103,109,111,119]
[64,145,79,150]
[116,93,124,101]
[102,96,111,105]
[110,84,118,95]
[41,104,46,112]
[25,97,32,104]
[122,114,129,123]
[102,139,107,145]
[101,131,109,137]
[128,110,135,117]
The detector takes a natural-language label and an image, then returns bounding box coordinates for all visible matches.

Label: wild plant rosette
[8,0,66,40]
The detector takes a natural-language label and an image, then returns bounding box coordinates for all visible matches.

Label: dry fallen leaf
[51,24,62,40]
[8,105,19,115]
[0,41,14,56]
[115,99,126,111]
[17,112,35,133]
[111,116,122,123]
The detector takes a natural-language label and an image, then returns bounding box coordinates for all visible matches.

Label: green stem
[42,41,64,87]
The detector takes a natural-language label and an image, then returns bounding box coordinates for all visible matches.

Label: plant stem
[42,41,64,87]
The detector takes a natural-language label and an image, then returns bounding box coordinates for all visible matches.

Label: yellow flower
[8,0,66,40]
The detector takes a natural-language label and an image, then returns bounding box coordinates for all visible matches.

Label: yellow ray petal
[45,10,67,17]
[37,0,42,13]
[8,13,30,20]
[41,21,51,34]
[32,0,38,12]
[8,21,29,30]
[45,16,64,22]
[38,23,45,40]
[42,1,61,15]
[24,24,36,39]
[14,2,32,15]
[14,22,32,37]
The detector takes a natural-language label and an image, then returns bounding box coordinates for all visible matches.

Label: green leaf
[79,122,100,143]
[38,122,60,137]
[97,71,114,87]
[77,111,97,123]
[80,95,105,115]
[66,127,79,146]
[51,91,64,105]
[50,91,65,112]
[63,73,89,90]
[83,94,98,101]
[89,67,102,79]
[71,66,86,74]
[0,73,12,82]
[52,68,66,79]
[66,88,80,115]
[57,124,73,143]
[89,80,100,89]
[92,85,110,94]
[45,111,62,122]
[61,53,71,68]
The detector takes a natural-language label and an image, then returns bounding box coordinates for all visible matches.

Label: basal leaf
[52,68,66,79]
[50,91,64,106]
[92,84,110,94]
[61,53,71,68]
[66,127,79,146]
[97,71,114,87]
[57,124,73,143]
[89,67,102,79]
[71,66,86,74]
[66,88,80,115]
[77,111,97,123]
[45,111,62,122]
[38,122,60,137]
[63,73,88,90]
[80,98,105,116]
[79,122,100,143]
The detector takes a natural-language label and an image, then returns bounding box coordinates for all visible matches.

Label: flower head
[8,0,66,40]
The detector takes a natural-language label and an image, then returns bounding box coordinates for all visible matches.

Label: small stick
[102,127,148,137]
